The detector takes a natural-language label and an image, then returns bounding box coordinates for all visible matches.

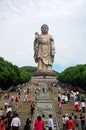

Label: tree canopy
[57,64,86,90]
[0,57,31,90]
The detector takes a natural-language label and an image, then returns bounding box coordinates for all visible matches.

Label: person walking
[24,118,31,130]
[48,114,54,130]
[0,117,4,130]
[34,116,44,130]
[81,101,86,113]
[30,101,35,116]
[80,114,86,130]
[58,101,63,114]
[15,97,19,109]
[62,114,66,130]
[11,113,21,130]
[67,116,75,130]
[42,114,46,130]
[74,115,79,130]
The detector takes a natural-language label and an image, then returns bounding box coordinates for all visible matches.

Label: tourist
[42,114,46,129]
[62,114,66,130]
[11,95,14,102]
[48,114,54,130]
[24,93,28,102]
[58,101,63,114]
[42,114,46,123]
[4,116,9,130]
[30,101,35,116]
[24,118,31,130]
[15,97,19,109]
[0,117,4,130]
[71,113,75,120]
[74,101,81,112]
[64,94,68,104]
[80,101,86,113]
[35,94,39,101]
[64,113,69,128]
[18,91,21,99]
[66,91,70,101]
[80,113,86,130]
[4,101,8,111]
[57,92,61,101]
[5,93,8,99]
[80,94,85,102]
[28,96,33,102]
[11,113,21,130]
[67,116,75,130]
[74,115,79,130]
[7,93,10,99]
[34,116,44,130]
[6,105,12,114]
[0,108,4,117]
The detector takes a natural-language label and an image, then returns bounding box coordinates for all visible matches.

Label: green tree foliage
[20,66,37,74]
[0,57,31,90]
[57,64,86,90]
[19,69,31,84]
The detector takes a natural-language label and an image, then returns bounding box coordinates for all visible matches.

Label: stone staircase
[31,87,60,130]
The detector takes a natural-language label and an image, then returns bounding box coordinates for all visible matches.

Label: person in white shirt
[6,105,12,114]
[48,114,54,130]
[65,113,69,128]
[81,102,86,113]
[62,115,66,130]
[11,113,21,130]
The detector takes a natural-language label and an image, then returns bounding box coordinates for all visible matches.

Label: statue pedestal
[31,70,58,83]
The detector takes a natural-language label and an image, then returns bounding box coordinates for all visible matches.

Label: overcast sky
[0,0,86,72]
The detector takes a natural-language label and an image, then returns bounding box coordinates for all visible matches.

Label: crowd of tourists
[0,82,86,130]
[57,85,86,130]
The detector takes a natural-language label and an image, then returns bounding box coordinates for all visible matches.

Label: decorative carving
[33,70,56,77]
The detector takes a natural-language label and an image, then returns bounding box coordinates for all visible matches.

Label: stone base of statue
[33,70,56,77]
[31,70,58,83]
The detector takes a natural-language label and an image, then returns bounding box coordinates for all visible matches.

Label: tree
[0,57,31,89]
[57,64,86,90]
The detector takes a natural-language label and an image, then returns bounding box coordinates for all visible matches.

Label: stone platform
[32,70,57,77]
[31,76,58,85]
[31,70,58,83]
[31,76,57,83]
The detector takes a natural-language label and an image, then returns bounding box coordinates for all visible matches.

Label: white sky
[0,0,86,72]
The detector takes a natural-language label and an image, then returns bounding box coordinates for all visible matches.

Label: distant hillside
[20,66,37,74]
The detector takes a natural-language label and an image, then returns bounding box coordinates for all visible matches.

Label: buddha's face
[41,25,49,34]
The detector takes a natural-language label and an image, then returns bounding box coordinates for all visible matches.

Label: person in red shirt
[34,116,44,130]
[67,116,75,130]
[15,97,19,109]
[0,117,4,130]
